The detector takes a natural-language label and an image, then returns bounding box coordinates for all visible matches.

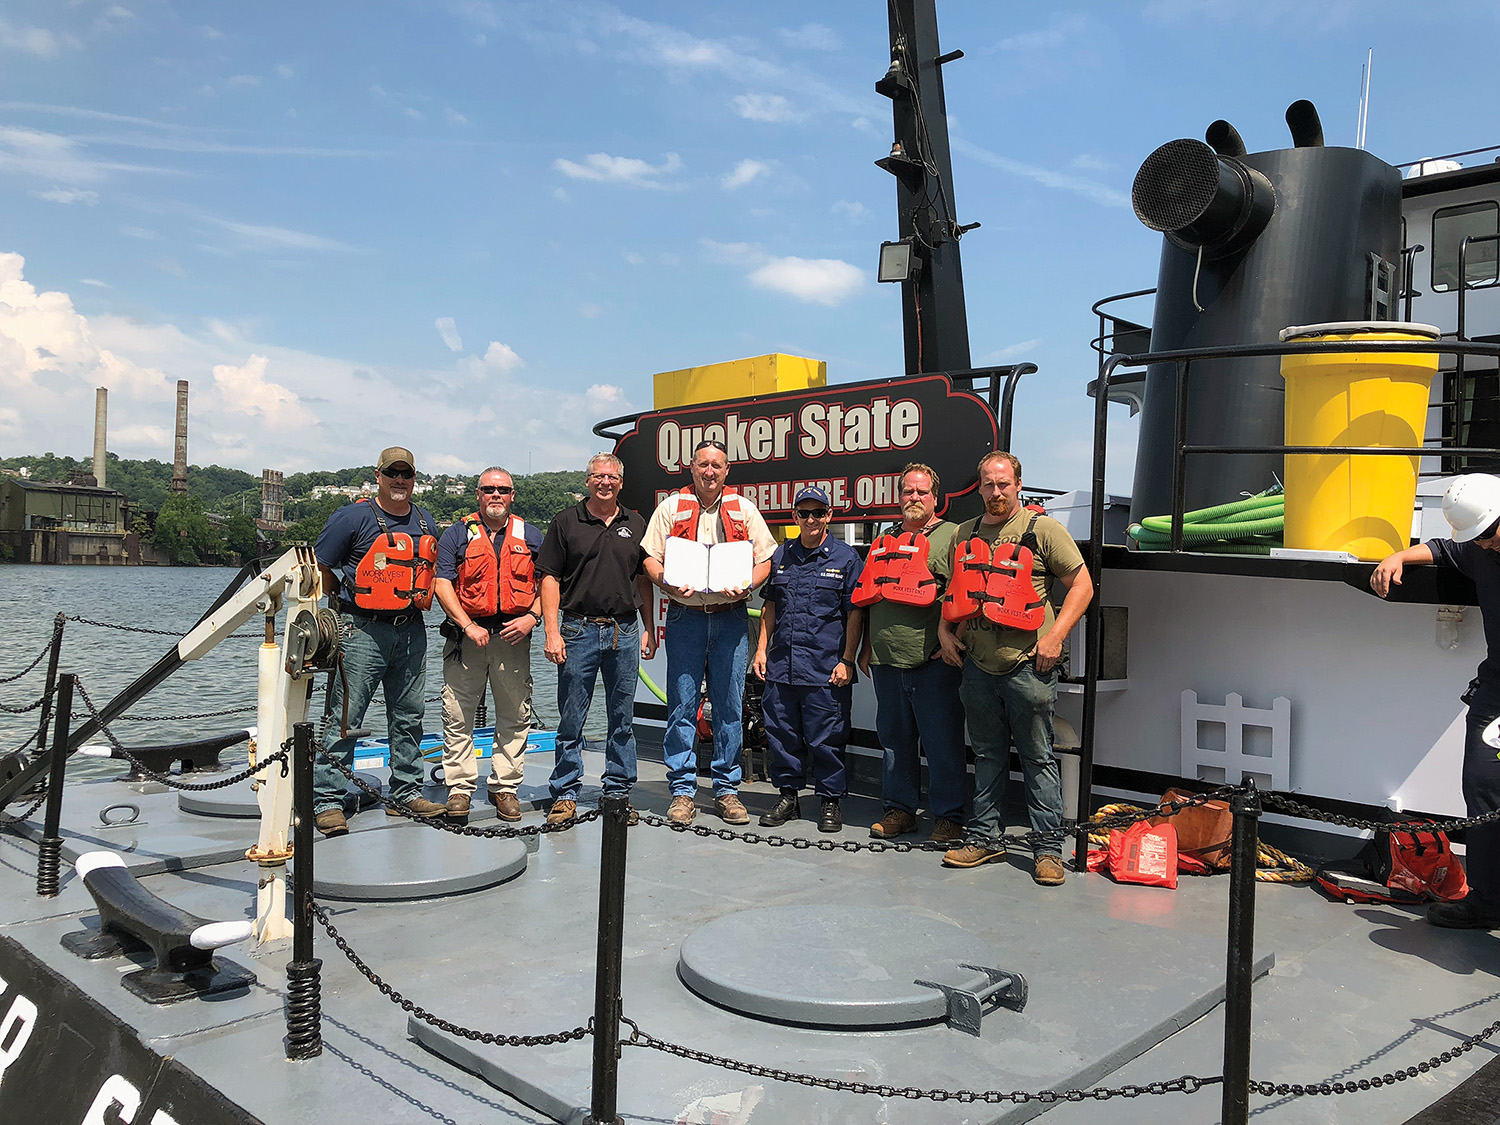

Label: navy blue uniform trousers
[762,681,851,799]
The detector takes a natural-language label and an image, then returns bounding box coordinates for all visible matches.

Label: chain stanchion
[32,614,65,760]
[1222,780,1261,1125]
[286,720,322,1060]
[587,794,630,1125]
[36,673,74,898]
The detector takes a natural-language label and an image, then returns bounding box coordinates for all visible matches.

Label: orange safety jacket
[349,500,438,613]
[666,487,751,542]
[941,513,1045,630]
[851,531,939,607]
[455,513,537,618]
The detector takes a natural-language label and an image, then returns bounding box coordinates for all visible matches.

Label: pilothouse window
[1431,201,1499,292]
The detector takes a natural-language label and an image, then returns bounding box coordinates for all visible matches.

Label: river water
[0,564,602,770]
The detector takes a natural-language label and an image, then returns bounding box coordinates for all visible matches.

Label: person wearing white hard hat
[1371,473,1500,929]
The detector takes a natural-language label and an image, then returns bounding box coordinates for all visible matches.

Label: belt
[680,602,739,614]
[565,612,634,626]
[340,603,421,629]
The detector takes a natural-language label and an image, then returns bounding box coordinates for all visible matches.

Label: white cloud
[227,74,261,88]
[553,186,569,202]
[748,256,865,306]
[276,63,294,79]
[732,93,798,123]
[435,317,463,352]
[198,214,359,253]
[586,383,625,412]
[0,20,78,58]
[32,187,99,205]
[832,199,869,222]
[0,126,178,184]
[553,151,683,188]
[480,341,523,373]
[623,251,644,265]
[1071,153,1113,171]
[952,137,1129,208]
[443,107,468,126]
[995,15,1091,52]
[211,354,317,429]
[982,338,1042,362]
[80,278,107,287]
[779,24,840,51]
[722,158,769,190]
[579,303,602,319]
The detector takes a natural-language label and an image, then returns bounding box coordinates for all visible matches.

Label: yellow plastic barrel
[1279,322,1440,560]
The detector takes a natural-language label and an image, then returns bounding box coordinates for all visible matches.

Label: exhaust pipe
[1205,120,1247,158]
[1285,100,1324,148]
[1132,138,1276,257]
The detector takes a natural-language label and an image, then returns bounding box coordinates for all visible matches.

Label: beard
[984,496,1010,516]
[901,501,926,520]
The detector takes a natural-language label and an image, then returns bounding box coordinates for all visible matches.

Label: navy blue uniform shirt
[1430,536,1500,690]
[761,536,862,686]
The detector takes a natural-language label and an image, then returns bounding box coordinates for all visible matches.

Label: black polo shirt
[537,500,648,618]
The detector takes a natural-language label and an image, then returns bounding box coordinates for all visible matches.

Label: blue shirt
[1429,536,1500,689]
[315,499,438,616]
[435,515,545,626]
[762,536,862,686]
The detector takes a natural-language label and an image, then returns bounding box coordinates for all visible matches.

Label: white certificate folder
[663,538,754,593]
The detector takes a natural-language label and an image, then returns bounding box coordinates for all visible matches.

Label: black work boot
[759,791,801,827]
[819,799,843,833]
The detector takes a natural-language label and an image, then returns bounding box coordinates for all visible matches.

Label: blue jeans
[662,604,747,797]
[549,615,640,800]
[315,614,428,813]
[871,659,969,821]
[959,657,1063,856]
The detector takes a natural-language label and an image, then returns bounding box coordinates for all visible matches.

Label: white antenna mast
[1356,49,1373,149]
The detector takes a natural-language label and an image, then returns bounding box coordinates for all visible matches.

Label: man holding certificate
[643,440,778,826]
[752,486,864,833]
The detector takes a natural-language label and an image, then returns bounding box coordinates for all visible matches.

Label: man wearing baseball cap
[751,485,864,832]
[312,445,446,836]
[1372,473,1500,928]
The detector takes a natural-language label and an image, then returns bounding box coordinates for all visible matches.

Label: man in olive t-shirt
[858,463,968,844]
[935,451,1093,885]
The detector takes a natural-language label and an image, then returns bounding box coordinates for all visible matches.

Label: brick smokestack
[172,379,189,494]
[93,387,107,489]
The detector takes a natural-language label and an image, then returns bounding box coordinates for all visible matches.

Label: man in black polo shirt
[538,452,657,824]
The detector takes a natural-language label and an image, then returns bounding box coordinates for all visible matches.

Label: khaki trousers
[440,631,533,797]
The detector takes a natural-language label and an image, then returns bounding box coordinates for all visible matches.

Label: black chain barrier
[65,614,262,640]
[0,639,53,685]
[316,746,600,838]
[0,790,48,827]
[1263,793,1500,835]
[1250,1016,1500,1097]
[0,690,48,714]
[73,679,288,791]
[70,703,258,723]
[623,1021,1217,1104]
[309,899,591,1047]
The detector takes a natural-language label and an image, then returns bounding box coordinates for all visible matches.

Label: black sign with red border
[613,374,997,524]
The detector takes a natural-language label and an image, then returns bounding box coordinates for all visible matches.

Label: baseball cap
[794,485,830,507]
[378,446,416,472]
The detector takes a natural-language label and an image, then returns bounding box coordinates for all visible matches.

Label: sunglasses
[382,468,415,480]
[693,440,728,453]
[589,473,621,482]
[795,507,830,519]
[478,485,514,495]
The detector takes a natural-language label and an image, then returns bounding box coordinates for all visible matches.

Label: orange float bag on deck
[1107,821,1179,889]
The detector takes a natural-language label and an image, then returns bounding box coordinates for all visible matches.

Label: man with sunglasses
[312,445,446,836]
[432,468,544,824]
[752,486,864,832]
[643,439,778,826]
[1372,473,1500,929]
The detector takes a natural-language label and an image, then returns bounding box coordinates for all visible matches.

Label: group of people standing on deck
[308,439,1093,888]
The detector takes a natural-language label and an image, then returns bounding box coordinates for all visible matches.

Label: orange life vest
[852,531,939,607]
[667,487,751,543]
[349,501,438,613]
[941,514,1045,630]
[455,514,536,618]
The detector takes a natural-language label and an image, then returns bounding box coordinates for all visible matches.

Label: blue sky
[1,1,1495,491]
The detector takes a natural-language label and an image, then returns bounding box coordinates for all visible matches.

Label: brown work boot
[870,809,917,839]
[546,798,577,826]
[315,809,349,838]
[1032,854,1067,886]
[942,843,1006,868]
[714,793,750,825]
[929,817,965,845]
[445,792,471,822]
[666,795,697,825]
[388,796,447,819]
[490,791,522,822]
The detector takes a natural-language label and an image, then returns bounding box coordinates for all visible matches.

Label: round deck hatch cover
[304,824,526,901]
[679,905,999,1028]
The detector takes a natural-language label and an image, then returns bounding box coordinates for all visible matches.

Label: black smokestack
[1205,120,1247,158]
[1286,100,1324,148]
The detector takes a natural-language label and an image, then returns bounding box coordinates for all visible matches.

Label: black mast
[877,0,973,375]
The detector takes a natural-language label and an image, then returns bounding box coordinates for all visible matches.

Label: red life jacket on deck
[853,531,938,607]
[349,500,438,612]
[667,487,751,543]
[941,513,1045,630]
[456,514,537,618]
